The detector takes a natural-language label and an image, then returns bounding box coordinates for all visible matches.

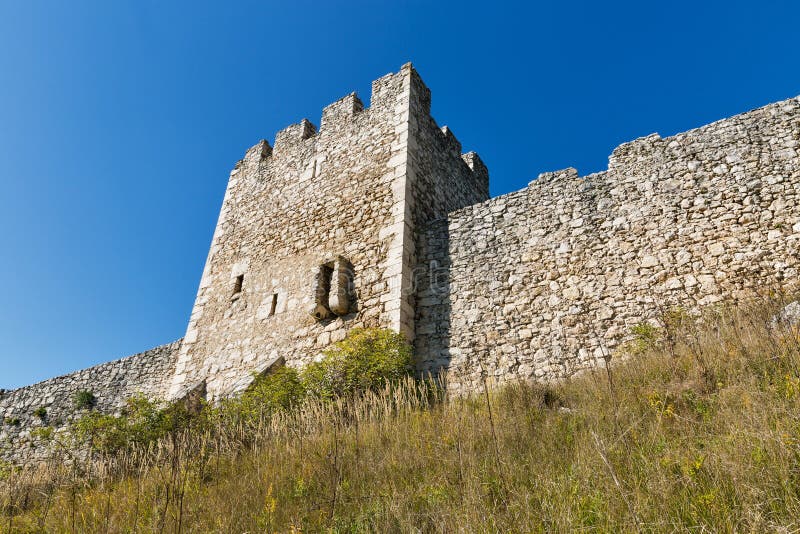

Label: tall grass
[4,297,800,532]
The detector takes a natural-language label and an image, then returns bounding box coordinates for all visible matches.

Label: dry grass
[4,297,800,532]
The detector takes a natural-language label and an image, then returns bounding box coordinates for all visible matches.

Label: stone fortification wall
[167,71,409,402]
[394,68,490,340]
[168,64,487,401]
[415,96,800,392]
[0,341,180,463]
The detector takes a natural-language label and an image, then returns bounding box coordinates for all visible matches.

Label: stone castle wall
[395,68,490,341]
[167,64,487,401]
[0,341,180,463]
[415,96,800,391]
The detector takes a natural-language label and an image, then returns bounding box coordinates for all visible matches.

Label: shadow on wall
[412,219,455,381]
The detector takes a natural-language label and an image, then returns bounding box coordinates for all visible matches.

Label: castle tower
[167,64,489,401]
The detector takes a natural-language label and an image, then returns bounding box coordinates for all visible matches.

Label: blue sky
[0,1,798,389]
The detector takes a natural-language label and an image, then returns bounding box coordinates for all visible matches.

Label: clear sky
[0,1,798,389]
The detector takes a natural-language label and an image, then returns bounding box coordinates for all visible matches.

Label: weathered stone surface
[772,301,800,329]
[166,63,487,402]
[0,341,180,464]
[415,95,800,391]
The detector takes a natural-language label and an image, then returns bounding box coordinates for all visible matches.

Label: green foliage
[0,459,13,480]
[4,417,20,426]
[245,366,305,411]
[302,328,413,400]
[219,366,306,428]
[73,390,96,410]
[218,328,412,427]
[71,394,194,454]
[71,412,124,453]
[30,426,54,441]
[662,306,690,333]
[32,406,47,420]
[627,322,662,354]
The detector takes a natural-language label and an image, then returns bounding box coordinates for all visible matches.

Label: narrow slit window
[310,263,334,320]
[269,293,278,316]
[232,274,244,296]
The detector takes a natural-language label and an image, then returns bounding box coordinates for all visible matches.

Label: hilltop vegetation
[3,299,800,532]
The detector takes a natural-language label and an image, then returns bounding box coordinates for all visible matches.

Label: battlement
[236,63,486,203]
[370,62,431,115]
[274,118,317,150]
[441,127,489,184]
[254,65,413,157]
[461,151,487,175]
[264,64,433,151]
[243,139,272,165]
[321,93,365,130]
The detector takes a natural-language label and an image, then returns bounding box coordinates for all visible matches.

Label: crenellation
[407,64,431,115]
[321,92,365,131]
[274,118,318,150]
[369,66,412,112]
[461,151,487,173]
[243,139,272,165]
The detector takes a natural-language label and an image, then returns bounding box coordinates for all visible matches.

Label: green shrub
[71,394,194,454]
[216,328,413,428]
[245,366,306,412]
[32,406,47,420]
[71,411,126,453]
[73,390,96,410]
[0,459,13,480]
[70,328,412,453]
[627,322,661,354]
[219,366,306,428]
[3,417,20,426]
[30,426,54,441]
[302,328,413,400]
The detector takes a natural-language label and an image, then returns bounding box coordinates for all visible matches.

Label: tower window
[309,256,353,321]
[269,293,278,316]
[309,263,334,320]
[232,274,244,299]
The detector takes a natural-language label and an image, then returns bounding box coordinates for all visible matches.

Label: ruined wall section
[416,96,800,392]
[0,341,180,463]
[169,65,424,401]
[394,69,490,339]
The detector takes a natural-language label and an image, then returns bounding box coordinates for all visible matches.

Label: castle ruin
[2,63,800,462]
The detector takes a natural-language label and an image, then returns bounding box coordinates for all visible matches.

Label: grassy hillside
[4,298,800,532]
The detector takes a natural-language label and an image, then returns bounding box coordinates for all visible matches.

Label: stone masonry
[415,97,800,391]
[0,341,180,464]
[1,63,799,462]
[167,63,487,402]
